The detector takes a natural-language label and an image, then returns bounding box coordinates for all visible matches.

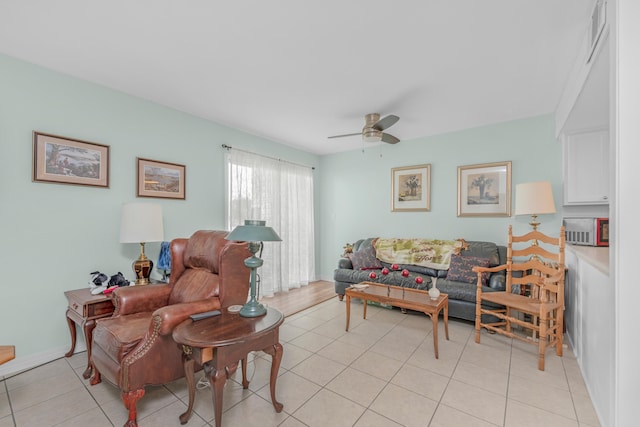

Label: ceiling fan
[328,113,400,144]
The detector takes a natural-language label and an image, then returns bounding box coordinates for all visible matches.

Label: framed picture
[391,164,431,212]
[137,158,186,199]
[457,161,511,217]
[33,132,110,188]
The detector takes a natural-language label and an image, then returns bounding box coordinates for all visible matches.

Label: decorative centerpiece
[429,277,440,300]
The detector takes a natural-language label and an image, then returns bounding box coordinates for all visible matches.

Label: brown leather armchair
[90,230,250,427]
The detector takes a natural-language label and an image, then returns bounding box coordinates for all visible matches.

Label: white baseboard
[0,342,87,378]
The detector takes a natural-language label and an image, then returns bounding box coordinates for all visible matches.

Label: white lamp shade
[119,203,164,243]
[514,181,556,216]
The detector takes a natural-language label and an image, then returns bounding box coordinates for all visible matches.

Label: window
[225,149,315,295]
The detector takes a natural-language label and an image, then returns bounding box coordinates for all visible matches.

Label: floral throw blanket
[374,238,468,270]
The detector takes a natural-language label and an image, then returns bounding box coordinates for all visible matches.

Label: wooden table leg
[241,357,249,389]
[430,312,439,359]
[443,304,449,341]
[81,319,96,379]
[179,347,196,425]
[207,364,227,427]
[363,297,368,319]
[263,343,284,412]
[345,294,351,331]
[64,310,76,358]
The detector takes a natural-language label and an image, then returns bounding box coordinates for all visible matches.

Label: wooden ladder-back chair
[473,225,565,371]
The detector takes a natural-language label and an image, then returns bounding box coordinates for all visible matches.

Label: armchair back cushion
[169,230,251,307]
[168,230,224,305]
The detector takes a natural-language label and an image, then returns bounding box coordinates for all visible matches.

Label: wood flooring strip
[261,280,335,317]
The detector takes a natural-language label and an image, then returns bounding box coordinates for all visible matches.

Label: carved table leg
[179,346,196,425]
[89,364,101,385]
[64,310,76,358]
[82,319,96,379]
[207,364,227,427]
[241,357,249,389]
[262,343,284,412]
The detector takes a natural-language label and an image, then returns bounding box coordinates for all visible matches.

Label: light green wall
[318,115,563,280]
[0,53,319,373]
[0,52,563,374]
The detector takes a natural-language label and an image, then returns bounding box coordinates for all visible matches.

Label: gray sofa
[334,237,507,322]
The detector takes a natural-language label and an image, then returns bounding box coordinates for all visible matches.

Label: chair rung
[479,308,540,332]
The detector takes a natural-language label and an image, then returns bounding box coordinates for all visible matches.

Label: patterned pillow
[350,245,383,270]
[446,255,491,285]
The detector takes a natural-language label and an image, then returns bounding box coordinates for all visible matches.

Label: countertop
[567,245,610,275]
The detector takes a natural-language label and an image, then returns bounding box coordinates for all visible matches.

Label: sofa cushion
[446,255,491,285]
[380,262,442,278]
[334,268,430,291]
[350,245,383,270]
[464,241,501,266]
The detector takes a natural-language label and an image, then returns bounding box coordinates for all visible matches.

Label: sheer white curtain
[225,148,315,296]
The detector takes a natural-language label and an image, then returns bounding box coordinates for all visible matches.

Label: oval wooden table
[173,307,284,427]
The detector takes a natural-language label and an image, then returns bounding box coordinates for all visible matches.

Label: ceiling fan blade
[381,133,400,144]
[373,115,399,131]
[328,132,361,139]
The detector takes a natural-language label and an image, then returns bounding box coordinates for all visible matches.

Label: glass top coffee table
[345,282,449,359]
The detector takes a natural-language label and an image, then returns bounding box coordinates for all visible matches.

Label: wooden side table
[64,288,115,378]
[173,307,285,427]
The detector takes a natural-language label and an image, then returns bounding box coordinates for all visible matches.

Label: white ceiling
[0,1,591,155]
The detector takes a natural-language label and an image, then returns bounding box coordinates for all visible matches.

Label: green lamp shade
[226,220,282,242]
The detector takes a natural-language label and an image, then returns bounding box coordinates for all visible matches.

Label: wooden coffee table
[173,307,284,427]
[345,282,449,358]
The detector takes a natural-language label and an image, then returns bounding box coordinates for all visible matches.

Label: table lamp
[119,203,164,285]
[226,220,281,317]
[514,181,556,231]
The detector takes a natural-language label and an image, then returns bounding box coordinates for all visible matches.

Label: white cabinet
[565,246,613,427]
[563,128,609,205]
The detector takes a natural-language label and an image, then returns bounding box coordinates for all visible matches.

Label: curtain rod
[221,144,315,170]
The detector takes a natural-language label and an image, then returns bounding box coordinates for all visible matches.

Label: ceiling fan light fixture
[363,129,382,142]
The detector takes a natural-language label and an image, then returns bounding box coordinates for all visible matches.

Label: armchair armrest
[338,258,353,269]
[113,284,172,316]
[154,298,222,336]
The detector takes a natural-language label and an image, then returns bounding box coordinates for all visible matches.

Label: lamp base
[239,299,267,317]
[133,257,153,285]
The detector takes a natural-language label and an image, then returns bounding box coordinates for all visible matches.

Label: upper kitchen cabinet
[563,128,609,205]
[557,19,610,207]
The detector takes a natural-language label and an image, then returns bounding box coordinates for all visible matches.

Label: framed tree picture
[32,132,110,188]
[137,158,186,199]
[457,161,511,217]
[391,164,431,212]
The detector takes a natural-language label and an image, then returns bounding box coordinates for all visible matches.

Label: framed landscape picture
[391,164,431,212]
[457,161,511,217]
[33,132,110,188]
[137,158,186,199]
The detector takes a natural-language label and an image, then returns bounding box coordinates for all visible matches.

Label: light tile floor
[0,298,601,426]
